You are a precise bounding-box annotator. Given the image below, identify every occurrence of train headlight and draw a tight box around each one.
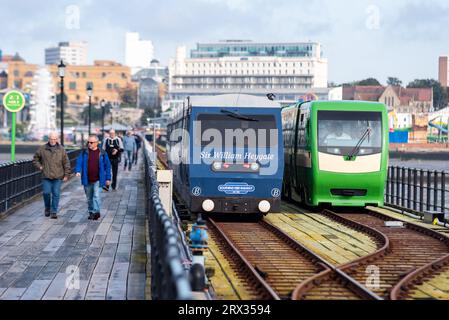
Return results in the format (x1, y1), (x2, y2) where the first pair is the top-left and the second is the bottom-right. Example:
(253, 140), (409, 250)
(250, 162), (260, 171)
(258, 200), (271, 213)
(202, 199), (215, 212)
(212, 162), (222, 171)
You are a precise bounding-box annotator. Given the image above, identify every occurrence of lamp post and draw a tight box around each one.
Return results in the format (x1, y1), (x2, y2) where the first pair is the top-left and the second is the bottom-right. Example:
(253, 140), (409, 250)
(100, 99), (106, 141)
(58, 60), (66, 145)
(87, 84), (93, 135)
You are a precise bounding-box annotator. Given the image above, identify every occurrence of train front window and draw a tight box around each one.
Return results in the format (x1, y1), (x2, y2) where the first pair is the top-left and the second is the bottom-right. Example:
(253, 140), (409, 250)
(195, 113), (277, 147)
(318, 111), (382, 156)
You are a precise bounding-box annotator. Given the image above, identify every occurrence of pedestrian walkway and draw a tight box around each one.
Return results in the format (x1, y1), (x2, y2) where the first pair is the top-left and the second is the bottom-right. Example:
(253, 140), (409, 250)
(0, 157), (148, 300)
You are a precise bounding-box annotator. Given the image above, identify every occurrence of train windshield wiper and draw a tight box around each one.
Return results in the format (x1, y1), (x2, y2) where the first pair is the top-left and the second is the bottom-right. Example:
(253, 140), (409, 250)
(347, 127), (372, 160)
(220, 109), (259, 122)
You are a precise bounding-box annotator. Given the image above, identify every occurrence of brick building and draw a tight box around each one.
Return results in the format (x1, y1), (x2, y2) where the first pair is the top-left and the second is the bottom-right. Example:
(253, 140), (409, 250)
(343, 85), (433, 114)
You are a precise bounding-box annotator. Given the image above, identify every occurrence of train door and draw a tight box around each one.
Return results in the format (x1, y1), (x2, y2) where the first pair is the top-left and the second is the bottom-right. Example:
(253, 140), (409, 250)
(282, 107), (296, 200)
(291, 104), (302, 202)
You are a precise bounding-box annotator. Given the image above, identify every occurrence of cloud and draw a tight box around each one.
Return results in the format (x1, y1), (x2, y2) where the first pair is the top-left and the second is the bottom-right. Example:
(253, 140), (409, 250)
(0, 0), (448, 84)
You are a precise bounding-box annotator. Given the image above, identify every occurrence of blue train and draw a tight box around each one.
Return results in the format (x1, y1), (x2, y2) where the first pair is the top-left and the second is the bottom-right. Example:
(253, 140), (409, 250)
(167, 94), (284, 216)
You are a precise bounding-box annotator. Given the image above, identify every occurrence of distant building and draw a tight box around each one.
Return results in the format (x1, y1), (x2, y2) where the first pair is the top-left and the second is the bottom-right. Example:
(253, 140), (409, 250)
(7, 54), (38, 90)
(125, 32), (154, 75)
(110, 107), (144, 126)
(167, 40), (330, 111)
(47, 60), (133, 106)
(45, 41), (88, 65)
(132, 59), (168, 110)
(438, 56), (449, 88)
(0, 71), (7, 89)
(169, 41), (328, 100)
(343, 85), (433, 114)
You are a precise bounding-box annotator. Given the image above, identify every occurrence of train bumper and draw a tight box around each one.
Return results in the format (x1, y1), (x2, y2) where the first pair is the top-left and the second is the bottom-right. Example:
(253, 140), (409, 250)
(191, 196), (281, 214)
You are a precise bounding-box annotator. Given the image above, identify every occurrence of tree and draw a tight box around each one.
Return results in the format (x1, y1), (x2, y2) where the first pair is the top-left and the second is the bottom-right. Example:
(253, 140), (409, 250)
(407, 79), (448, 110)
(356, 78), (381, 86)
(118, 85), (137, 108)
(140, 107), (157, 126)
(81, 103), (112, 126)
(341, 78), (381, 86)
(387, 77), (402, 87)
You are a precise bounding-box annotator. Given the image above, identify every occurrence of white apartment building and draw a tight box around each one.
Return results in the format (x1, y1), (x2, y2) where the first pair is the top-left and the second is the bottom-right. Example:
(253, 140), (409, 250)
(168, 41), (328, 103)
(45, 41), (88, 65)
(125, 32), (154, 75)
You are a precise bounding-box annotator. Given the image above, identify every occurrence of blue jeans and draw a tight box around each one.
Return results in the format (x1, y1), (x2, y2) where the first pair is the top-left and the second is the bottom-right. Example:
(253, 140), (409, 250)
(124, 150), (133, 170)
(42, 179), (62, 213)
(84, 181), (101, 213)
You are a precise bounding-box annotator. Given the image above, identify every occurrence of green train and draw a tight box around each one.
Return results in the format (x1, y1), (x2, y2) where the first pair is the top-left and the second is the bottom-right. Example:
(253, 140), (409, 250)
(282, 100), (389, 207)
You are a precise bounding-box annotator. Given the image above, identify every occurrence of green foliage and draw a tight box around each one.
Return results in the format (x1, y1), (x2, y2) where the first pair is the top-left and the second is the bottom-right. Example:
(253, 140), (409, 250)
(118, 85), (137, 108)
(387, 77), (402, 87)
(341, 78), (381, 86)
(80, 103), (112, 125)
(140, 107), (158, 126)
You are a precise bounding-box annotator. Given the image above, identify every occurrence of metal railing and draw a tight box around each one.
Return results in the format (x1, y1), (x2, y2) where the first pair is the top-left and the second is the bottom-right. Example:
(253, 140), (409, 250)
(0, 149), (82, 214)
(143, 140), (192, 300)
(385, 166), (449, 216)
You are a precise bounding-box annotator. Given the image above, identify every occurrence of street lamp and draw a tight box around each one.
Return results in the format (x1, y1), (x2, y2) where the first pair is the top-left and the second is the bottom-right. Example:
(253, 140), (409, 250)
(100, 99), (106, 141)
(58, 60), (66, 145)
(87, 84), (93, 135)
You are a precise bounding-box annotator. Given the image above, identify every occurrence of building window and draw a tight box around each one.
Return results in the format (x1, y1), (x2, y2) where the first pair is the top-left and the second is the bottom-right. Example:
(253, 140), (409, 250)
(82, 72), (87, 78)
(102, 72), (107, 78)
(86, 81), (93, 90)
(13, 70), (19, 77)
(106, 83), (113, 90)
(69, 82), (76, 90)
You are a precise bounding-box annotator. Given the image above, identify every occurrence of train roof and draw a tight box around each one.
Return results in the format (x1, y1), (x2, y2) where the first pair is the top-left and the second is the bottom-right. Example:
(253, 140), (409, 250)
(188, 94), (281, 108)
(283, 100), (386, 111)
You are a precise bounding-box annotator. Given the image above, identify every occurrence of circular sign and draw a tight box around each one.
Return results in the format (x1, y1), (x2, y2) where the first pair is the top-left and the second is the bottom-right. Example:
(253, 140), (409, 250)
(271, 188), (281, 198)
(2, 90), (25, 113)
(192, 187), (202, 196)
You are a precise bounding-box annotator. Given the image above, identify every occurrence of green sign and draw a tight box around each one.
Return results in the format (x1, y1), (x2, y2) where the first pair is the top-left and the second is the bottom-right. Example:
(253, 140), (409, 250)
(2, 90), (26, 162)
(3, 90), (25, 113)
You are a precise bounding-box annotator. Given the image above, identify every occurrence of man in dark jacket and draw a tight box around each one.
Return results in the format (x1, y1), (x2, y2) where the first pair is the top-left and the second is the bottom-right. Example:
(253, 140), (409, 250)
(132, 132), (142, 165)
(75, 135), (111, 220)
(33, 132), (71, 219)
(102, 129), (123, 190)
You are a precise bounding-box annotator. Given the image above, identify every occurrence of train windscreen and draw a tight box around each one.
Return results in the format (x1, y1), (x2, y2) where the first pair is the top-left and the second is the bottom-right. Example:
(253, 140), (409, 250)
(318, 111), (382, 156)
(195, 113), (278, 148)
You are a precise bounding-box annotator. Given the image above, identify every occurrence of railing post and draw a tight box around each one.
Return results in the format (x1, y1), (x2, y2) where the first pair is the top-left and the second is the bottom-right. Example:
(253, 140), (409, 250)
(442, 171), (446, 216)
(427, 170), (431, 211)
(419, 169), (424, 213)
(385, 167), (391, 203)
(434, 170), (438, 212)
(401, 167), (406, 208)
(413, 168), (418, 211)
(407, 168), (412, 209)
(391, 166), (396, 205)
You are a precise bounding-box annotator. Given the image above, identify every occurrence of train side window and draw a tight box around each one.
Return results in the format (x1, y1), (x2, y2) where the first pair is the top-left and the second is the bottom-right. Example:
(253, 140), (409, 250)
(300, 113), (304, 124)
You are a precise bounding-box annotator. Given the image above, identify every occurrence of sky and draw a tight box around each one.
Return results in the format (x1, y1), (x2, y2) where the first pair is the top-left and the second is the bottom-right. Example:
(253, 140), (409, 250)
(1, 0), (449, 85)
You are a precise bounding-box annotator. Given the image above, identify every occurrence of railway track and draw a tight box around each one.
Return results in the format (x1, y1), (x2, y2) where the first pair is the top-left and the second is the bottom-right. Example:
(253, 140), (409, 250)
(293, 209), (449, 300)
(153, 143), (449, 300)
(208, 217), (381, 300)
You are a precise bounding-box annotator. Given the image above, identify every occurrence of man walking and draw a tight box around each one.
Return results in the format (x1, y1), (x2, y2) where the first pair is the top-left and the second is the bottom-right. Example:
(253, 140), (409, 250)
(102, 129), (123, 190)
(75, 135), (111, 220)
(33, 132), (71, 219)
(123, 131), (137, 171)
(132, 131), (142, 165)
